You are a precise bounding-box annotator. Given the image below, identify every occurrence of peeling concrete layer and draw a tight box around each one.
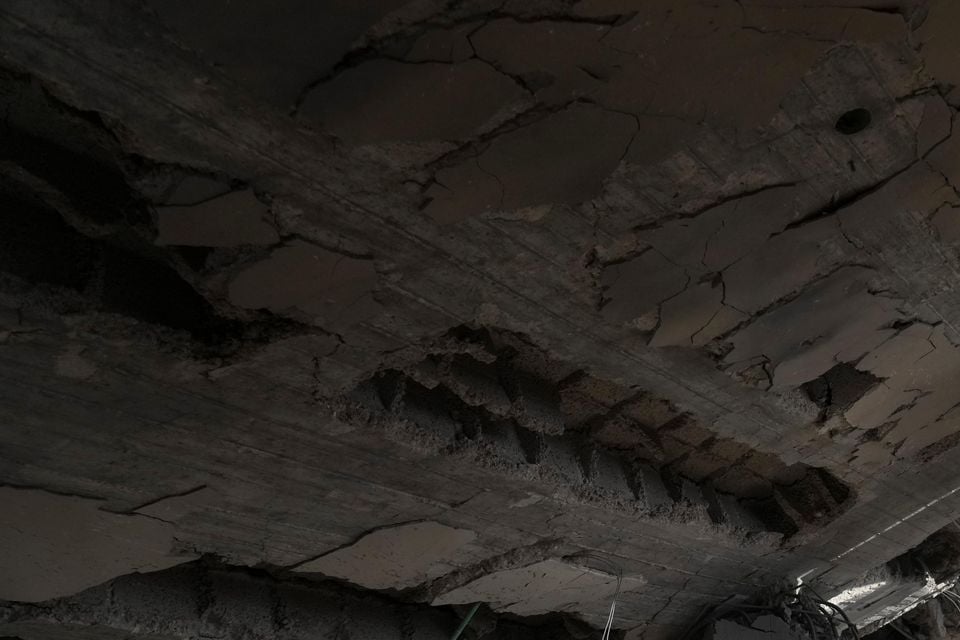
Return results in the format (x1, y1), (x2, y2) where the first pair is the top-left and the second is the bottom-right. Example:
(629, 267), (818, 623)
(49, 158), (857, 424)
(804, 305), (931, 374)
(0, 487), (194, 602)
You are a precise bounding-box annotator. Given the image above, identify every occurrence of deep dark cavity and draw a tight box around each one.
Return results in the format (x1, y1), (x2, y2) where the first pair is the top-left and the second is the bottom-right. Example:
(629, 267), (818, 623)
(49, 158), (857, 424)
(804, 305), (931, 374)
(835, 107), (872, 135)
(802, 363), (881, 422)
(0, 70), (318, 356)
(0, 185), (233, 337)
(338, 325), (855, 538)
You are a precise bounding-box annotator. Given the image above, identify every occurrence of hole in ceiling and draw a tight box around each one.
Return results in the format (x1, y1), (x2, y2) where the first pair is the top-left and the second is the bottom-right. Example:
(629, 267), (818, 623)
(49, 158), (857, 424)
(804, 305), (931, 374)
(835, 108), (872, 135)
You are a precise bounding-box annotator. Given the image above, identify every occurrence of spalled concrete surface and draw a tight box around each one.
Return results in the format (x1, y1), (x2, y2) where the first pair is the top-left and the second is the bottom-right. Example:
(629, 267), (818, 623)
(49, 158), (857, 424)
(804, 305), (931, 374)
(5, 0), (960, 638)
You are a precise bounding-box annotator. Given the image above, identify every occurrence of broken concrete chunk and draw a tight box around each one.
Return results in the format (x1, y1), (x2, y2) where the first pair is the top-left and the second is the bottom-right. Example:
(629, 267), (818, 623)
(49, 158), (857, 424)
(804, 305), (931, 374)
(294, 521), (478, 590)
(725, 267), (904, 389)
(844, 324), (960, 462)
(156, 189), (279, 247)
(432, 558), (643, 617)
(0, 486), (195, 602)
(300, 59), (525, 143)
(227, 240), (380, 326)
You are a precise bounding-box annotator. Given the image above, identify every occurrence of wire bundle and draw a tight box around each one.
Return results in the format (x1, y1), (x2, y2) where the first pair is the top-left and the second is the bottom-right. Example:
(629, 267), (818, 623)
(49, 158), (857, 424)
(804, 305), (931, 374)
(678, 585), (860, 640)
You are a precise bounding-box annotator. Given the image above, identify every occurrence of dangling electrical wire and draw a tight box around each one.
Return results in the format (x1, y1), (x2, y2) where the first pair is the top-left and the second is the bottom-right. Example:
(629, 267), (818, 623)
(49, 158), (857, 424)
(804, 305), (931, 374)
(600, 571), (622, 640)
(449, 602), (480, 640)
(676, 583), (867, 640)
(577, 554), (623, 640)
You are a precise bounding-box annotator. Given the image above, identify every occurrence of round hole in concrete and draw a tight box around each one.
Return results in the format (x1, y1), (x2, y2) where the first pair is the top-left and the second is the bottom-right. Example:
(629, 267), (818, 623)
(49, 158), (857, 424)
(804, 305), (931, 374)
(835, 108), (871, 135)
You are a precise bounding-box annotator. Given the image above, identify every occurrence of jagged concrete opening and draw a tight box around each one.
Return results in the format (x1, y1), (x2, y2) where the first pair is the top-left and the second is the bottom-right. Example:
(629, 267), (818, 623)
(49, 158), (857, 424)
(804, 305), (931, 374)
(339, 325), (855, 538)
(802, 363), (883, 423)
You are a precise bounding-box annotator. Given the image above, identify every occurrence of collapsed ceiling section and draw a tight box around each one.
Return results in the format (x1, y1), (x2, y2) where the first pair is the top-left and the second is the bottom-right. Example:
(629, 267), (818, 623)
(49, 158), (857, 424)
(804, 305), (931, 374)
(5, 0), (960, 638)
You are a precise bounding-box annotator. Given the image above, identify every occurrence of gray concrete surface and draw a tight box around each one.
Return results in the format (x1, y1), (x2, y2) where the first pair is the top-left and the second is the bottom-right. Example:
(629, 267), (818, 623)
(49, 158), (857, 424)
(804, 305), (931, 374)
(3, 1), (960, 638)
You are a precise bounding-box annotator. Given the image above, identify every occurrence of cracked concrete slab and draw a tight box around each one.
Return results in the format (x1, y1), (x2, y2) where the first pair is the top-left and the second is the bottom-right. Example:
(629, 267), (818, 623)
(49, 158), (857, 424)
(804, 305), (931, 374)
(155, 189), (279, 247)
(600, 250), (687, 327)
(470, 19), (625, 104)
(433, 558), (644, 618)
(0, 487), (194, 602)
(144, 0), (412, 108)
(426, 103), (635, 221)
(227, 240), (380, 326)
(726, 266), (904, 388)
(300, 59), (526, 143)
(293, 521), (480, 590)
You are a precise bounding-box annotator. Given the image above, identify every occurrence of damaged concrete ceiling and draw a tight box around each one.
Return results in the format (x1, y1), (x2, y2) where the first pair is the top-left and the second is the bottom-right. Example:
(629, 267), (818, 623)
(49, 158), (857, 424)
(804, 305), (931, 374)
(5, 0), (960, 638)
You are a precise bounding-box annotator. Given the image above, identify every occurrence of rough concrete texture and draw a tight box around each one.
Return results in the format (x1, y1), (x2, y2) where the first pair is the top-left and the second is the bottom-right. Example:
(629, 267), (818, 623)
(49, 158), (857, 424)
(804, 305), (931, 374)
(0, 561), (572, 640)
(708, 616), (803, 639)
(6, 0), (960, 638)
